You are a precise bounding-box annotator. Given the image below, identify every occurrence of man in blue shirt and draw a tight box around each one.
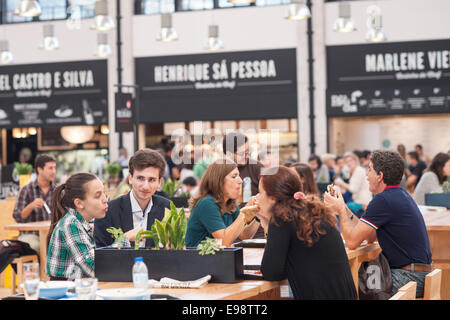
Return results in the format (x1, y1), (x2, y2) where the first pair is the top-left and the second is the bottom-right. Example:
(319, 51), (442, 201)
(325, 150), (432, 298)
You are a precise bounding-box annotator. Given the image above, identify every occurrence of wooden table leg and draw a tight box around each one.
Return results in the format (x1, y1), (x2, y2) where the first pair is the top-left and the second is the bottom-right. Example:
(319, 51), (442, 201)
(39, 229), (49, 281)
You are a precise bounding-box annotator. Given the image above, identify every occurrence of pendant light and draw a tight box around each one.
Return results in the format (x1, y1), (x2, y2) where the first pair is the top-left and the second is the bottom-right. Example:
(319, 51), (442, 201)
(61, 126), (95, 144)
(156, 14), (178, 42)
(39, 24), (59, 51)
(366, 15), (386, 42)
(227, 0), (255, 4)
(285, 0), (311, 20)
(94, 32), (112, 57)
(90, 0), (115, 31)
(366, 5), (386, 42)
(0, 40), (13, 65)
(333, 2), (356, 32)
(205, 25), (223, 51)
(14, 0), (42, 17)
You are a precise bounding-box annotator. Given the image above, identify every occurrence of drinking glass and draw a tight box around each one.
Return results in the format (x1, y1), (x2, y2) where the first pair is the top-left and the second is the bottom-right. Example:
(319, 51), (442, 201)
(75, 277), (98, 300)
(22, 262), (40, 300)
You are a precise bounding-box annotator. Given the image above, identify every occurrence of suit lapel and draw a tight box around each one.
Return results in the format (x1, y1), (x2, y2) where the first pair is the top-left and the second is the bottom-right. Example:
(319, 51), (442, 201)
(146, 196), (166, 231)
(120, 193), (134, 232)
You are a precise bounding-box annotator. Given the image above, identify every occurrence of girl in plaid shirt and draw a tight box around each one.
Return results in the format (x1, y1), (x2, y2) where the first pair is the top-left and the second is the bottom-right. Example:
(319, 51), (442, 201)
(46, 173), (108, 280)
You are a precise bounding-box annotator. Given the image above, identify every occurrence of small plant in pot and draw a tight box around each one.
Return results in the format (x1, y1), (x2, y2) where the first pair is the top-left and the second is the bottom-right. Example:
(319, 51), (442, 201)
(105, 163), (122, 187)
(14, 162), (33, 188)
(161, 178), (190, 208)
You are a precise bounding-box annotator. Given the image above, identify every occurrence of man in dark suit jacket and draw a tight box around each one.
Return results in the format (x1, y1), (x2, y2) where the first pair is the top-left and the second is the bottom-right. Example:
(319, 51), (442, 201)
(94, 148), (171, 248)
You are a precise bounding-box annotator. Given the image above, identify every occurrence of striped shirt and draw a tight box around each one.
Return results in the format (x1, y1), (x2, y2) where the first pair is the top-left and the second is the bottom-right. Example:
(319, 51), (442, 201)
(46, 209), (95, 280)
(13, 180), (55, 236)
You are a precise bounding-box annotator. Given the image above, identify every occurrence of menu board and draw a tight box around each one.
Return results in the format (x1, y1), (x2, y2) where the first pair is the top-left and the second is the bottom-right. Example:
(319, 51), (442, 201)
(0, 60), (108, 128)
(326, 39), (450, 117)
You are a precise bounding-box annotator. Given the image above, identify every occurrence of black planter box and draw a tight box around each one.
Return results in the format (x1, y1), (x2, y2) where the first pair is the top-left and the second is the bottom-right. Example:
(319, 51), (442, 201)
(170, 196), (190, 208)
(425, 193), (450, 209)
(95, 247), (243, 283)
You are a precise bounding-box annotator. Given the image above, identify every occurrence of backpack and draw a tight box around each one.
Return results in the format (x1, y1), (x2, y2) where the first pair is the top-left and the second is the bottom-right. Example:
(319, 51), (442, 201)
(0, 240), (38, 273)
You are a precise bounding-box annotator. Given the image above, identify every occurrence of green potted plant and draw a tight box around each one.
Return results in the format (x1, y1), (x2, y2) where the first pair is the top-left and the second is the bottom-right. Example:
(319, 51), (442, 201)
(105, 163), (122, 187)
(14, 162), (33, 188)
(161, 178), (190, 208)
(96, 202), (243, 283)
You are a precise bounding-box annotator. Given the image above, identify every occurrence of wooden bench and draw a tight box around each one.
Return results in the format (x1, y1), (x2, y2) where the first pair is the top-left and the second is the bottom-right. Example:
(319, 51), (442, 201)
(390, 281), (417, 300)
(423, 269), (442, 300)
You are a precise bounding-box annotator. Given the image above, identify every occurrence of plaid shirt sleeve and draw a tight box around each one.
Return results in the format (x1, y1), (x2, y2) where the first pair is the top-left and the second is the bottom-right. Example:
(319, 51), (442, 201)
(62, 219), (95, 278)
(12, 184), (31, 223)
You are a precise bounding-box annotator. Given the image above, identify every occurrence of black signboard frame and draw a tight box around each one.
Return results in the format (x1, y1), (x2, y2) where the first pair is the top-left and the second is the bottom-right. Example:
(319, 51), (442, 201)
(326, 39), (450, 117)
(0, 59), (108, 128)
(135, 48), (298, 123)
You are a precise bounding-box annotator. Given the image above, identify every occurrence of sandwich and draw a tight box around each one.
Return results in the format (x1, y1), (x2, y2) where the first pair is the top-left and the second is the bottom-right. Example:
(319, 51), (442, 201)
(327, 184), (336, 197)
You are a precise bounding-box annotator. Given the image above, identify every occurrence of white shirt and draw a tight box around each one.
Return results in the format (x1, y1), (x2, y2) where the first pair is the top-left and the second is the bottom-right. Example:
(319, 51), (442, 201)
(130, 190), (153, 248)
(348, 166), (372, 205)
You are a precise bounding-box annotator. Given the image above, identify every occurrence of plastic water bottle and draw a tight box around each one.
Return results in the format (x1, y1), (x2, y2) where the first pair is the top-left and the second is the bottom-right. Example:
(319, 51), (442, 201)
(243, 177), (252, 203)
(132, 257), (148, 289)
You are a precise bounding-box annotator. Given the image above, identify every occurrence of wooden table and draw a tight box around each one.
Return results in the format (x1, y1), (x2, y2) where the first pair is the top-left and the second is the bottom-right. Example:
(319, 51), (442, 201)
(4, 221), (51, 280)
(98, 244), (381, 300)
(420, 208), (450, 299)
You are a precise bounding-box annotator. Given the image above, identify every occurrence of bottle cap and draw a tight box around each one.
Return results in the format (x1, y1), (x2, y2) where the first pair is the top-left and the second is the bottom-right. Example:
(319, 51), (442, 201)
(134, 257), (143, 262)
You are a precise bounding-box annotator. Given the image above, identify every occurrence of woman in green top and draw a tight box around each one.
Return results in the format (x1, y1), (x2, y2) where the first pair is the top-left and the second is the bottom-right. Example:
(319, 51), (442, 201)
(185, 159), (260, 247)
(46, 173), (108, 280)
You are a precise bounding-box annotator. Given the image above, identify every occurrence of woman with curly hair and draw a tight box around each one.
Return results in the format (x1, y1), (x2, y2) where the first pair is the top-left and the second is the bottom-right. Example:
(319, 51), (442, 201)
(255, 166), (357, 300)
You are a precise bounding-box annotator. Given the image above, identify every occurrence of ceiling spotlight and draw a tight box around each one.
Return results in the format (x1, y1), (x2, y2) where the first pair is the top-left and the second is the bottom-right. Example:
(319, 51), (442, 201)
(40, 24), (60, 51)
(285, 0), (311, 20)
(14, 0), (42, 17)
(333, 2), (356, 32)
(90, 0), (115, 31)
(94, 33), (112, 57)
(0, 40), (13, 65)
(205, 25), (224, 51)
(156, 14), (178, 42)
(366, 15), (386, 42)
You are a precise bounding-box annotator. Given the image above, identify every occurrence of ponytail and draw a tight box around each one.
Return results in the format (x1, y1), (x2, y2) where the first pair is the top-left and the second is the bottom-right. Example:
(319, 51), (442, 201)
(47, 183), (67, 247)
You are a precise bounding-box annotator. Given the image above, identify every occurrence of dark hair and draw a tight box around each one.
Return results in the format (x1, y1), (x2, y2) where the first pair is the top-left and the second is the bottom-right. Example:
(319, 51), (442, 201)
(34, 154), (56, 171)
(415, 144), (423, 151)
(353, 150), (363, 158)
(182, 176), (197, 187)
(47, 173), (98, 247)
(222, 131), (248, 155)
(129, 148), (167, 178)
(291, 163), (320, 196)
(407, 151), (419, 161)
(429, 152), (450, 184)
(370, 150), (405, 185)
(261, 166), (337, 247)
(361, 150), (371, 158)
(308, 154), (322, 168)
